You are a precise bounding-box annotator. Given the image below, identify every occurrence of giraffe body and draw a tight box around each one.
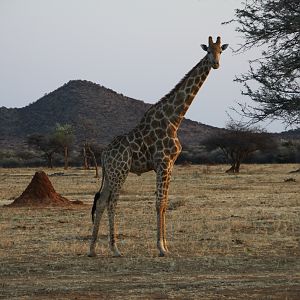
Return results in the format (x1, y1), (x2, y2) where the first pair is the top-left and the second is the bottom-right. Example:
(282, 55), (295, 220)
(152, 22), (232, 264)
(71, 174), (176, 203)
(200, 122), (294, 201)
(89, 36), (228, 257)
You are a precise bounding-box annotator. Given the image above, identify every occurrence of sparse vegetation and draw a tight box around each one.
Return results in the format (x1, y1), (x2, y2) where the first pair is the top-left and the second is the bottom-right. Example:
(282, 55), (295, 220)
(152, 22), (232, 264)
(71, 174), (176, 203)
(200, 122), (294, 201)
(203, 122), (276, 173)
(1, 80), (299, 169)
(0, 164), (299, 299)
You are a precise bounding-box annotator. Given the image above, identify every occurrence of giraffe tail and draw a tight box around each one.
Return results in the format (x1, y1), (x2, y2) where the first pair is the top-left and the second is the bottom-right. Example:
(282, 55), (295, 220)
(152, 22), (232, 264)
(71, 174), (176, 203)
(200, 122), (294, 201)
(91, 165), (105, 223)
(91, 192), (100, 223)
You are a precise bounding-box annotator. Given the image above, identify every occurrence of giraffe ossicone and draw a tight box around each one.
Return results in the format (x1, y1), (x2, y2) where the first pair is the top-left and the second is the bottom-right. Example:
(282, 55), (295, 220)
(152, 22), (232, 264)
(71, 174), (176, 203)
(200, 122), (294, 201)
(88, 36), (228, 258)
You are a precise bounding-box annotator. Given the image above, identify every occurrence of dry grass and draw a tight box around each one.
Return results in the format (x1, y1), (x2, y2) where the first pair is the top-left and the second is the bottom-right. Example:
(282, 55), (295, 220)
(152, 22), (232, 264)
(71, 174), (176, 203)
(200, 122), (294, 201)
(0, 164), (299, 299)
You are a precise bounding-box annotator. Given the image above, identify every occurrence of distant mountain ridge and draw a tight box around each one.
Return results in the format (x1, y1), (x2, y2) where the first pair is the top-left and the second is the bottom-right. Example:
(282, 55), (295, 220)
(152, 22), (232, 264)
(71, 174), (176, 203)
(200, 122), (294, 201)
(0, 80), (220, 149)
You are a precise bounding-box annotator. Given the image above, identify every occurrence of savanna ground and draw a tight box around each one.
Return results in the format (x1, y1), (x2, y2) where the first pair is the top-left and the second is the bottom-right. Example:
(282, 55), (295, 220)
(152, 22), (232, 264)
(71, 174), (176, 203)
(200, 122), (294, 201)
(0, 164), (299, 299)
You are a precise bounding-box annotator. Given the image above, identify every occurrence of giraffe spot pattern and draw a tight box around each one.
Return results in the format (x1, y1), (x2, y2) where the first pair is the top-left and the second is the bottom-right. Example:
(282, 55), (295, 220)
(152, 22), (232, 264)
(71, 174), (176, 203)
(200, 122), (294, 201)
(89, 41), (227, 257)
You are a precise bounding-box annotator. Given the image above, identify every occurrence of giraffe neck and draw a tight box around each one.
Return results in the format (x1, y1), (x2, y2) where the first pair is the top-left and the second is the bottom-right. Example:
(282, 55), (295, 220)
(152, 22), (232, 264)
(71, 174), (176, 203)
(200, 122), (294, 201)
(146, 55), (212, 129)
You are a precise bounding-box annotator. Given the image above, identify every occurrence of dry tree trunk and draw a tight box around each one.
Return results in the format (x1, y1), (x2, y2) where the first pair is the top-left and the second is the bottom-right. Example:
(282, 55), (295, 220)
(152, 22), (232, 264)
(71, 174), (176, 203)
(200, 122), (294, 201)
(64, 146), (68, 170)
(83, 146), (89, 170)
(87, 146), (99, 178)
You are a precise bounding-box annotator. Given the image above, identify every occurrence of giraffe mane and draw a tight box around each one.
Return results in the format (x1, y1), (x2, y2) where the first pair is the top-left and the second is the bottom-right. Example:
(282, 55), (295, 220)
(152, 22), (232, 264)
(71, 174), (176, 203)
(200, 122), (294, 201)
(137, 54), (209, 124)
(158, 56), (208, 104)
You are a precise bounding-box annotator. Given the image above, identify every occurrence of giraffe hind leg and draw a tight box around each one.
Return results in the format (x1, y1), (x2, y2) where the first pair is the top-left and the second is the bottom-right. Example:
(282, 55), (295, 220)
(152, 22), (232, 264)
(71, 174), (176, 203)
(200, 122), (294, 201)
(106, 168), (130, 257)
(107, 194), (122, 257)
(88, 187), (110, 257)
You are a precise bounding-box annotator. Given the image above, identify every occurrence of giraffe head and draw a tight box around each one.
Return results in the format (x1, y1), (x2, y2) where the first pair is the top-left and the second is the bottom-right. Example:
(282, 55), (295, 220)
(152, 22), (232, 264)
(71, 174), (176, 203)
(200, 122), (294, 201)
(201, 36), (228, 69)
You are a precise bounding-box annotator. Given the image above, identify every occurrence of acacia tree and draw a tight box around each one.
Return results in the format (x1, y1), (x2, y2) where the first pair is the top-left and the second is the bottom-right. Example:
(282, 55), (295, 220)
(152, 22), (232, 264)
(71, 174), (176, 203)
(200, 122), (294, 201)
(27, 134), (60, 168)
(53, 123), (74, 170)
(227, 0), (300, 126)
(203, 122), (276, 173)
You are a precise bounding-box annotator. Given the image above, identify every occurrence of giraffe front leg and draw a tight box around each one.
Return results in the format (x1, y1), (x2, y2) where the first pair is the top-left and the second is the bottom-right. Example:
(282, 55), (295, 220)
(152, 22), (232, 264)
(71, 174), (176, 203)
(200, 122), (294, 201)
(156, 205), (168, 257)
(156, 166), (171, 257)
(162, 209), (169, 253)
(107, 197), (122, 257)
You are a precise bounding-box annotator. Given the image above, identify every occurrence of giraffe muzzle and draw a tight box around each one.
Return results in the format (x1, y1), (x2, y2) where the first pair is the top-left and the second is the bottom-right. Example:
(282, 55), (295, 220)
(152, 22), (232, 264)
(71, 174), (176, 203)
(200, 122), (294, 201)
(212, 62), (220, 69)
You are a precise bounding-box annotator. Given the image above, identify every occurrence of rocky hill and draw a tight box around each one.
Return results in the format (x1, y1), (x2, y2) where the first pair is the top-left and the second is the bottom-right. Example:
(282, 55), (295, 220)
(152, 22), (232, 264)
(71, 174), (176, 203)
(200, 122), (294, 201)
(277, 128), (300, 139)
(0, 80), (219, 150)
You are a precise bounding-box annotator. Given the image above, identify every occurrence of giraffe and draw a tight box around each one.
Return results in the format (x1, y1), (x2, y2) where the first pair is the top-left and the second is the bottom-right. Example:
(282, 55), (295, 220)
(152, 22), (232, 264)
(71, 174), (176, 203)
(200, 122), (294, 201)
(88, 36), (228, 257)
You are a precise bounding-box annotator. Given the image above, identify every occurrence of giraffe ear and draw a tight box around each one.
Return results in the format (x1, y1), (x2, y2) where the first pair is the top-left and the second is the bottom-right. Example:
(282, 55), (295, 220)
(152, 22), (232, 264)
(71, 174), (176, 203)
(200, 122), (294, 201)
(221, 44), (229, 51)
(201, 44), (208, 52)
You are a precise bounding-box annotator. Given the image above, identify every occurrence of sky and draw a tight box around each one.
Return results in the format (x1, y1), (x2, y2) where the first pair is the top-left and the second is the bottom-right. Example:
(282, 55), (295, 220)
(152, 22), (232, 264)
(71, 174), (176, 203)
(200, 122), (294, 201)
(0, 0), (286, 132)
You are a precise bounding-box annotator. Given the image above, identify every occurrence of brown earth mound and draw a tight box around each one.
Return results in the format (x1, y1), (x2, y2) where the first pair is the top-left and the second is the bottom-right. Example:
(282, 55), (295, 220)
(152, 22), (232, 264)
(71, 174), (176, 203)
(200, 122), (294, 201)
(8, 171), (71, 207)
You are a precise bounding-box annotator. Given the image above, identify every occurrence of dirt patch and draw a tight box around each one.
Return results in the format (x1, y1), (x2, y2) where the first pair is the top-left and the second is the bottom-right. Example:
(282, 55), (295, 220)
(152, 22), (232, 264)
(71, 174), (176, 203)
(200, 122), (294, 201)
(7, 171), (72, 207)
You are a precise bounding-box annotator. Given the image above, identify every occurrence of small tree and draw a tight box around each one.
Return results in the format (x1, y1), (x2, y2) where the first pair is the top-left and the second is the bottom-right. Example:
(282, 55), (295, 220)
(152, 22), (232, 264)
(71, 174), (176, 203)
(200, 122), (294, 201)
(53, 124), (74, 170)
(79, 118), (101, 178)
(27, 134), (60, 168)
(203, 122), (276, 173)
(81, 143), (99, 178)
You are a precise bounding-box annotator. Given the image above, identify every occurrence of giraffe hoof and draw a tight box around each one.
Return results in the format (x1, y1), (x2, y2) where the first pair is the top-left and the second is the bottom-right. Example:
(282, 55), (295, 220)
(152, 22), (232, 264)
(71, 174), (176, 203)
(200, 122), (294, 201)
(159, 248), (171, 257)
(87, 251), (97, 257)
(110, 246), (122, 257)
(113, 253), (123, 258)
(112, 249), (123, 257)
(159, 251), (169, 257)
